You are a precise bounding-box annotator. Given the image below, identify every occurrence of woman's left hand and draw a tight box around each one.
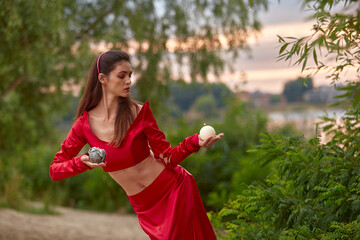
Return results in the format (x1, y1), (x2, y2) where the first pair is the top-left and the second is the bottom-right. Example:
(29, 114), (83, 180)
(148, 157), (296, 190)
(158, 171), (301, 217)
(199, 133), (224, 148)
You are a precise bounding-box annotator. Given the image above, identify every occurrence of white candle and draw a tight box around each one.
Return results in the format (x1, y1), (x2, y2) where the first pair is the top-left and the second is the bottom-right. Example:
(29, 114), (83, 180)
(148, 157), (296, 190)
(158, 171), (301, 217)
(199, 125), (216, 141)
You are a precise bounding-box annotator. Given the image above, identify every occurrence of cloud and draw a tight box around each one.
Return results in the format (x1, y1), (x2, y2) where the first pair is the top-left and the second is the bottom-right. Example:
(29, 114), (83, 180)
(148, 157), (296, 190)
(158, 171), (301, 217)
(260, 0), (311, 25)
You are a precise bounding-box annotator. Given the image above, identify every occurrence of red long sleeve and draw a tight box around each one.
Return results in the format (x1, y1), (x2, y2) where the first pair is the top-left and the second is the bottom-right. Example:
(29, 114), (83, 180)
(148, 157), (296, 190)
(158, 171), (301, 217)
(143, 105), (201, 168)
(50, 118), (91, 181)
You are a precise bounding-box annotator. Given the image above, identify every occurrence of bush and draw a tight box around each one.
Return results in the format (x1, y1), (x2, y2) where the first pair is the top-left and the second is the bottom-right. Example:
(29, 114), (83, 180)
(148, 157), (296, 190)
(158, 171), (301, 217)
(218, 83), (360, 239)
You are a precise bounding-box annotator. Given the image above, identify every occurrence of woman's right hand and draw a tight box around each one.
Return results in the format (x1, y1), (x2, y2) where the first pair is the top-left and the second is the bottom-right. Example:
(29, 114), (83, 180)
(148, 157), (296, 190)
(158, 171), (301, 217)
(81, 155), (107, 169)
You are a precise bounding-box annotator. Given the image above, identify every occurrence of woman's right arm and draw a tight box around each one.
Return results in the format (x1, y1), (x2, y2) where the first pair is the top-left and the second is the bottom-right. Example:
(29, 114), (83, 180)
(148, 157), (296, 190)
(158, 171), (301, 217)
(50, 119), (92, 181)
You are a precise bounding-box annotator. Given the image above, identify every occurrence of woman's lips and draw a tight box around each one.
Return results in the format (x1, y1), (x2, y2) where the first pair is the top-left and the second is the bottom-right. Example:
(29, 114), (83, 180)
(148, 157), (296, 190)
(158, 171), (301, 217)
(124, 87), (130, 91)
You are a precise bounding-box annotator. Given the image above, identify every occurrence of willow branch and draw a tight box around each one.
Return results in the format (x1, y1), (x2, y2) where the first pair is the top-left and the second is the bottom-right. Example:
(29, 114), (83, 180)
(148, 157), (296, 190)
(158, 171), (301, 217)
(76, 2), (116, 39)
(0, 76), (26, 101)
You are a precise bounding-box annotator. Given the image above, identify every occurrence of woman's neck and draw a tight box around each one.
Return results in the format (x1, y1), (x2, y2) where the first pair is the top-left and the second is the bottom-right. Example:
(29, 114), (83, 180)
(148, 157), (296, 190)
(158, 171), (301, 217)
(98, 89), (118, 121)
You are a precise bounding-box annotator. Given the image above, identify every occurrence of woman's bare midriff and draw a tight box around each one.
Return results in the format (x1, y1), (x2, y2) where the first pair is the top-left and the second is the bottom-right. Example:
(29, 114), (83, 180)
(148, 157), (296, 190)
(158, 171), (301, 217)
(107, 152), (165, 196)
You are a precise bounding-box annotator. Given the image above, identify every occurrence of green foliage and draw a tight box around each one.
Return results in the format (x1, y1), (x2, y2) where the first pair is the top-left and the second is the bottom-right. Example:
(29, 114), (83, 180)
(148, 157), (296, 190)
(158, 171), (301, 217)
(192, 94), (218, 119)
(168, 80), (233, 113)
(269, 122), (300, 137)
(269, 94), (283, 105)
(0, 95), (271, 214)
(0, 142), (131, 213)
(0, 0), (268, 149)
(0, 0), (72, 153)
(219, 105), (360, 238)
(218, 0), (360, 237)
(277, 0), (359, 83)
(0, 0), (268, 210)
(282, 77), (313, 102)
(164, 98), (269, 211)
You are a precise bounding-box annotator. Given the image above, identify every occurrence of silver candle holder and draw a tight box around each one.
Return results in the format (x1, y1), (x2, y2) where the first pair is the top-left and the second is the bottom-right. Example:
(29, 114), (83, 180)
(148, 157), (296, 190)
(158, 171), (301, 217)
(88, 147), (107, 163)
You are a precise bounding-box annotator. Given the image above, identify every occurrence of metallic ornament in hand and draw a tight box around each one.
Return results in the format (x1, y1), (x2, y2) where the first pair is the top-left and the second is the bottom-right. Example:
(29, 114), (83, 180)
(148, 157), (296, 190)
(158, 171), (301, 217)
(88, 147), (107, 163)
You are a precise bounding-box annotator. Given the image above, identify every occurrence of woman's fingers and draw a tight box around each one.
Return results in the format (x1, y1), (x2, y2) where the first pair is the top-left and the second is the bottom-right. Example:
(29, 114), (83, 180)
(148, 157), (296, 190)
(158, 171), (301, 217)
(199, 133), (224, 148)
(86, 162), (107, 168)
(205, 134), (223, 148)
(90, 162), (106, 168)
(81, 155), (106, 168)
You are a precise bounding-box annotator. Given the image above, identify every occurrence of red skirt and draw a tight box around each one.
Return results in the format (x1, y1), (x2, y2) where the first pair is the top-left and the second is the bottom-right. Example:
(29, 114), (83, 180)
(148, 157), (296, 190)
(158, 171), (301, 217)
(127, 166), (217, 240)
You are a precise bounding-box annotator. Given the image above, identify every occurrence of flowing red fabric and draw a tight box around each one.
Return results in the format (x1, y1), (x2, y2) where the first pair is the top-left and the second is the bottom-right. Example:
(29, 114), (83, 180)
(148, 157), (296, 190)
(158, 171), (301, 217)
(128, 166), (217, 240)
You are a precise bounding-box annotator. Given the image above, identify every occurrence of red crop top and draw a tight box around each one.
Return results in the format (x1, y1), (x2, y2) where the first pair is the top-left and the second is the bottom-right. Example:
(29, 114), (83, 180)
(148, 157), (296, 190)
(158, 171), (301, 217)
(50, 101), (201, 181)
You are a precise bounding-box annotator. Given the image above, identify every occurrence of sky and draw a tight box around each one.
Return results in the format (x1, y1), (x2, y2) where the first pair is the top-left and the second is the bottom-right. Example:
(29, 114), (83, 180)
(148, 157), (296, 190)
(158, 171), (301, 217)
(222, 0), (350, 94)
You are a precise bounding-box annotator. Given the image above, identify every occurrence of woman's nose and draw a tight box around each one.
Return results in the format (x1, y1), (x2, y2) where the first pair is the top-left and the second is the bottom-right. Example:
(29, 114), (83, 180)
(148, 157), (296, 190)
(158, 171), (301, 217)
(126, 77), (131, 85)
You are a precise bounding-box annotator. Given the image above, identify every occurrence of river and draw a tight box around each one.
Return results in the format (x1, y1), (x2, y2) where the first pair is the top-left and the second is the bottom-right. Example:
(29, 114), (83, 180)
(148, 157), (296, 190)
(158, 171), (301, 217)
(267, 108), (345, 142)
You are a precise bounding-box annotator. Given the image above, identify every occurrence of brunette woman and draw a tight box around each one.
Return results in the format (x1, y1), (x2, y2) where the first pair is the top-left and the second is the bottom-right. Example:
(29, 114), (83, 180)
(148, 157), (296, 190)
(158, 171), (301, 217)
(50, 50), (223, 240)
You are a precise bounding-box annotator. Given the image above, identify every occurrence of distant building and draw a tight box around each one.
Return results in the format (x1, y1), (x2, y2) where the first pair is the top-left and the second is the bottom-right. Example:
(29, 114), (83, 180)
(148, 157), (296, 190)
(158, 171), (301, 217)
(250, 90), (272, 107)
(303, 85), (342, 104)
(236, 90), (251, 102)
(237, 90), (285, 107)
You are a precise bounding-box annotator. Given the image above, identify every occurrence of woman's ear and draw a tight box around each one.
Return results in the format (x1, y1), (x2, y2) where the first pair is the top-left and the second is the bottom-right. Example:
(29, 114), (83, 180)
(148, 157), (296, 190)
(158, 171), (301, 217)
(98, 73), (106, 84)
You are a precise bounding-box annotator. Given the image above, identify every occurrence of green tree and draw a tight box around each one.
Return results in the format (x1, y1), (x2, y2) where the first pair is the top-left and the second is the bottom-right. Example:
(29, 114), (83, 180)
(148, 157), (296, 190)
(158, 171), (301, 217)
(162, 80), (233, 114)
(218, 0), (360, 239)
(192, 94), (218, 119)
(283, 77), (313, 102)
(0, 0), (269, 210)
(0, 0), (268, 152)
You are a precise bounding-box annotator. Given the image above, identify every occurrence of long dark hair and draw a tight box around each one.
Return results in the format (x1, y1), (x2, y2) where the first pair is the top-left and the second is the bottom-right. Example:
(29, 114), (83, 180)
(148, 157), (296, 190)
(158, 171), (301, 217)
(76, 50), (139, 147)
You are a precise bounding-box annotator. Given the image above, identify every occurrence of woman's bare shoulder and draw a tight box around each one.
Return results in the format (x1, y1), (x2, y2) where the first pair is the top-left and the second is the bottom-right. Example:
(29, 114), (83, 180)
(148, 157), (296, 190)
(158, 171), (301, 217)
(131, 102), (142, 116)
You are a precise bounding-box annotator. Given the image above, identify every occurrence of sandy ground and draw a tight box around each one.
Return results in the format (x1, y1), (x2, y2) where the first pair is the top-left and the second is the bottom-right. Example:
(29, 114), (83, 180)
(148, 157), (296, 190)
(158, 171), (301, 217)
(0, 205), (148, 240)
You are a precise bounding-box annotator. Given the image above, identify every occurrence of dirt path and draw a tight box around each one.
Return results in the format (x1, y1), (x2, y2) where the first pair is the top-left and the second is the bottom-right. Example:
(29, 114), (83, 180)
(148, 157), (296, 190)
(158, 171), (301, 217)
(0, 205), (148, 240)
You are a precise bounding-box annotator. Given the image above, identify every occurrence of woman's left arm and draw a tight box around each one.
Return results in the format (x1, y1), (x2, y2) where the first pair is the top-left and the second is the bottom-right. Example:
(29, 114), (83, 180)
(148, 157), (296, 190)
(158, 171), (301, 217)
(143, 105), (223, 168)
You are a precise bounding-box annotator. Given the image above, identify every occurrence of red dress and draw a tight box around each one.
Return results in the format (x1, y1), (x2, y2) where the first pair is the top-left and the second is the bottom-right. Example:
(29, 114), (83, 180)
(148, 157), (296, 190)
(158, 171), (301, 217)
(50, 101), (217, 239)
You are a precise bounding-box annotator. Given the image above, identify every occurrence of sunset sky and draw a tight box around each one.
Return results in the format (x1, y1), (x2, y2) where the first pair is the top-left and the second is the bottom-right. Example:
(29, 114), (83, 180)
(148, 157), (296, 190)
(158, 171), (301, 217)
(224, 0), (350, 94)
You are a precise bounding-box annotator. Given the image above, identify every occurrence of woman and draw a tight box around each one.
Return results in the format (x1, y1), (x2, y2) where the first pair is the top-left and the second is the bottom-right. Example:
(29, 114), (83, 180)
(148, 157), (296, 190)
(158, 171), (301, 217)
(50, 50), (223, 239)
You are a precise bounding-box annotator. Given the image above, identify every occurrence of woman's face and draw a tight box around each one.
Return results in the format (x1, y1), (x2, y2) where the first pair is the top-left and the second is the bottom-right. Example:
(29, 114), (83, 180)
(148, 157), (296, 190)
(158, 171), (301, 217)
(101, 61), (132, 98)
